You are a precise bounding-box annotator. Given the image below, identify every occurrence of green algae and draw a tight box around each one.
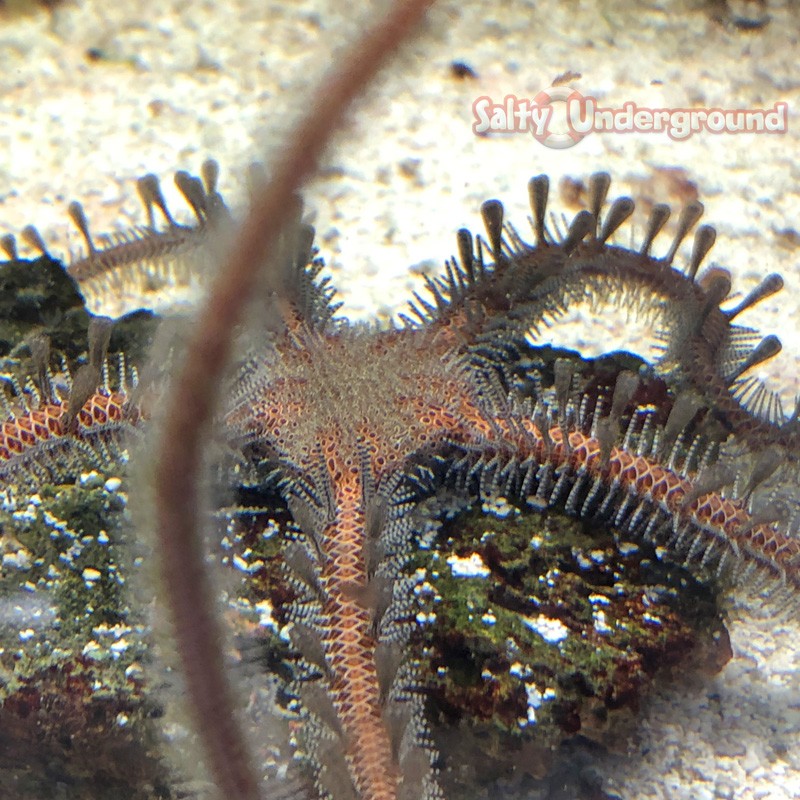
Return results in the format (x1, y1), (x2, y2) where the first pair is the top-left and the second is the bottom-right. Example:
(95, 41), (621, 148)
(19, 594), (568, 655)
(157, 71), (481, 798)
(0, 464), (301, 799)
(4, 480), (129, 634)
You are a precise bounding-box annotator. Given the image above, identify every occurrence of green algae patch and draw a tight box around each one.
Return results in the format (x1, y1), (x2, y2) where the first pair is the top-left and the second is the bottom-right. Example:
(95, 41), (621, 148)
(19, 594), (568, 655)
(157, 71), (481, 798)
(2, 479), (129, 636)
(412, 500), (731, 793)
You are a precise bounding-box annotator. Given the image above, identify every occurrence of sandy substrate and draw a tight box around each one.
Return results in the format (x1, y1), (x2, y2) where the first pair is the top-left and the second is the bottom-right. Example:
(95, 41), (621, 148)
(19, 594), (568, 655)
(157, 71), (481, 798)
(1, 1), (800, 798)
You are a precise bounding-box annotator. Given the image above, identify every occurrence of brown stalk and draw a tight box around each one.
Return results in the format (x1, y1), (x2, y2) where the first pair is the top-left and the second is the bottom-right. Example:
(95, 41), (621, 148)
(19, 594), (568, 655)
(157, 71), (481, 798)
(151, 3), (435, 799)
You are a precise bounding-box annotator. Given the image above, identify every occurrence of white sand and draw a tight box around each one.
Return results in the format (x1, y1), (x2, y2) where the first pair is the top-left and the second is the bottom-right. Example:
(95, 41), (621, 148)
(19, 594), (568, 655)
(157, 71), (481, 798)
(1, 1), (799, 798)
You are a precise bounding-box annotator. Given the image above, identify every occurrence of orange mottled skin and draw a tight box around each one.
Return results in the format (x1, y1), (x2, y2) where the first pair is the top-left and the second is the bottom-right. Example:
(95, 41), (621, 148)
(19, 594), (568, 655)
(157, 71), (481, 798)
(317, 440), (399, 800)
(0, 392), (132, 464)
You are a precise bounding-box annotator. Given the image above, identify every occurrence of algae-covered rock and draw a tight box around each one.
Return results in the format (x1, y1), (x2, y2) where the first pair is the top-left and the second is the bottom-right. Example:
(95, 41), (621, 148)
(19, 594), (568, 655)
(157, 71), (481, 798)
(0, 256), (160, 382)
(0, 468), (733, 799)
(0, 473), (168, 799)
(0, 472), (296, 799)
(411, 499), (730, 797)
(0, 257), (89, 363)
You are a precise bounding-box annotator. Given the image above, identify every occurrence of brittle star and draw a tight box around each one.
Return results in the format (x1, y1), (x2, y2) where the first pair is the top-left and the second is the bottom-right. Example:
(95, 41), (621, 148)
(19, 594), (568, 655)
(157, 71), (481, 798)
(2, 5), (799, 799)
(4, 161), (799, 798)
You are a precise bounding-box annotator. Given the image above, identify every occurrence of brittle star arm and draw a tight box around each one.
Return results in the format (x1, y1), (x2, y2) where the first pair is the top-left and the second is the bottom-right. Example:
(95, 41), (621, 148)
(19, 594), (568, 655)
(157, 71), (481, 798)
(422, 391), (800, 594)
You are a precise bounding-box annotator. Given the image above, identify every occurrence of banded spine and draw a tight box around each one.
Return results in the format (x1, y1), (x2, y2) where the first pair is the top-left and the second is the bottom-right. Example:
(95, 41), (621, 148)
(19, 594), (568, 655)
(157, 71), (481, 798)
(0, 322), (142, 490)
